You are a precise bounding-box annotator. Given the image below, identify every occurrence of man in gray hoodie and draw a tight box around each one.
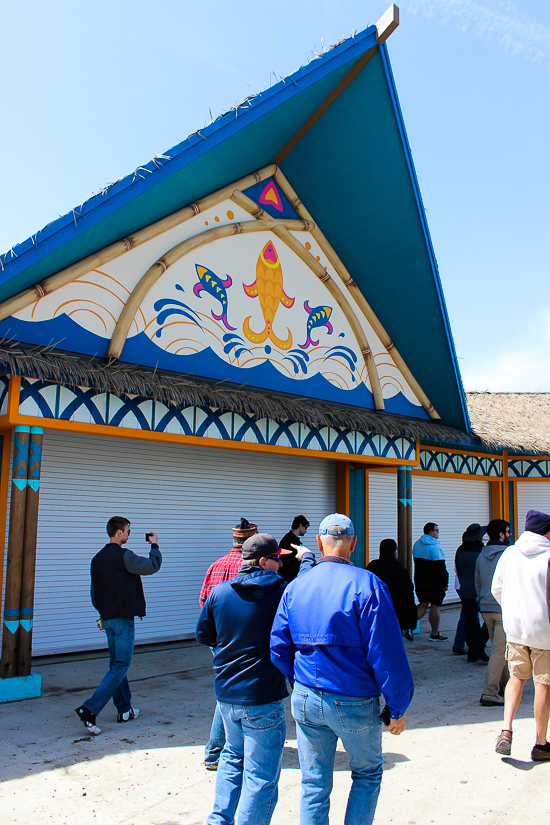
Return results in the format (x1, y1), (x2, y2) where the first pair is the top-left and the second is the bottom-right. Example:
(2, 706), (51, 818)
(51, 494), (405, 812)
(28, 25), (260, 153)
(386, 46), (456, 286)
(475, 519), (510, 707)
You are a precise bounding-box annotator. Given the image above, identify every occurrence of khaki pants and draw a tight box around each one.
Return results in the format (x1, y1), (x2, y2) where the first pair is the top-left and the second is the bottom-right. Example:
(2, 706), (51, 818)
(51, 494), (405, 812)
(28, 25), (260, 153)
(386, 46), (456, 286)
(481, 612), (509, 699)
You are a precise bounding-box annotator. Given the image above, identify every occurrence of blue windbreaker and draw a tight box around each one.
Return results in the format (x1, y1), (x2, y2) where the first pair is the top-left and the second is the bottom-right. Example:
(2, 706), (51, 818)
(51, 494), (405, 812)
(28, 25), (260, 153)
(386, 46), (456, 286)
(270, 557), (414, 717)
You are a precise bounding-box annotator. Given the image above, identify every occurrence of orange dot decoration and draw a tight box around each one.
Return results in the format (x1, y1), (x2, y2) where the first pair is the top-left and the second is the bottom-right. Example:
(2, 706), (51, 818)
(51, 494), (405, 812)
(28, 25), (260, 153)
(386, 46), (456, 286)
(204, 221), (209, 226)
(215, 216), (220, 223)
(227, 210), (234, 220)
(316, 256), (321, 261)
(305, 242), (311, 250)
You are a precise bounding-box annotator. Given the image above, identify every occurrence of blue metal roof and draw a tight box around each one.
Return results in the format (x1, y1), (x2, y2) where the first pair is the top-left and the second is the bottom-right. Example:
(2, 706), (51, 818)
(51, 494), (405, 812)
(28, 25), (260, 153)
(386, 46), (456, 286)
(0, 24), (469, 431)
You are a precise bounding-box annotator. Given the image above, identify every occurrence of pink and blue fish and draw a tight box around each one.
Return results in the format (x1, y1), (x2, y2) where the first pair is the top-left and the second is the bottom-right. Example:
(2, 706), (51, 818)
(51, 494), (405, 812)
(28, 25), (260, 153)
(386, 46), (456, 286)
(299, 301), (333, 349)
(193, 264), (236, 331)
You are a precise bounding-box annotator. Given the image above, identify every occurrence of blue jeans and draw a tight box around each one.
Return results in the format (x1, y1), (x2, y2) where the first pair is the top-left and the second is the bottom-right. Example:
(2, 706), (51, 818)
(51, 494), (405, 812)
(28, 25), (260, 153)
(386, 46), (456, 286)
(84, 617), (134, 716)
(207, 699), (286, 825)
(292, 682), (383, 825)
(205, 702), (226, 765)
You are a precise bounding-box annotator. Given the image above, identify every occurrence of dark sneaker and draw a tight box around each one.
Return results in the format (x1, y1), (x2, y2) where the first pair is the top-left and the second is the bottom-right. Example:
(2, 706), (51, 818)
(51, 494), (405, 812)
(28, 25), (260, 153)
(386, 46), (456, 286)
(480, 695), (504, 707)
(429, 633), (448, 641)
(75, 704), (101, 735)
(403, 629), (414, 641)
(495, 730), (512, 755)
(117, 707), (140, 723)
(531, 742), (550, 761)
(452, 646), (466, 655)
(478, 650), (489, 663)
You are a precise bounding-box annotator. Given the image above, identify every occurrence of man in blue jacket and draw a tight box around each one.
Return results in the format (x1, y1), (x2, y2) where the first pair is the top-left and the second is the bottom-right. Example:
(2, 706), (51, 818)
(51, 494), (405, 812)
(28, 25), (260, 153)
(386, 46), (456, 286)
(271, 514), (414, 825)
(196, 533), (313, 825)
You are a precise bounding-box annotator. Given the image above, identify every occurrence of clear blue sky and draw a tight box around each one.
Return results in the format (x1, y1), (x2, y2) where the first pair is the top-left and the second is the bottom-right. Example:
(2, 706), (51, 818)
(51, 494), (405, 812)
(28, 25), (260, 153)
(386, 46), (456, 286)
(1, 0), (549, 392)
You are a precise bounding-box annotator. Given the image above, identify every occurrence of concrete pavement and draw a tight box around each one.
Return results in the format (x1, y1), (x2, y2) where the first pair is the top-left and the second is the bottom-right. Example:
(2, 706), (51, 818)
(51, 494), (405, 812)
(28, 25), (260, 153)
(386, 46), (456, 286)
(1, 606), (549, 825)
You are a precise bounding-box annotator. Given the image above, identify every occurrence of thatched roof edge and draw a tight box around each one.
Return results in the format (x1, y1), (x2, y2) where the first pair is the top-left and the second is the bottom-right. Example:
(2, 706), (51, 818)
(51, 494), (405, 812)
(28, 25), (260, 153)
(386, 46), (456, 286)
(466, 391), (550, 456)
(0, 343), (474, 446)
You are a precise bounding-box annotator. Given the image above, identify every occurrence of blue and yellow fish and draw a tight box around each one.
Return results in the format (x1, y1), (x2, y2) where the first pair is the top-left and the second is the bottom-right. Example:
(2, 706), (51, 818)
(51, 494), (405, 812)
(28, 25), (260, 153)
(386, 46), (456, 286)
(193, 264), (236, 331)
(299, 301), (333, 349)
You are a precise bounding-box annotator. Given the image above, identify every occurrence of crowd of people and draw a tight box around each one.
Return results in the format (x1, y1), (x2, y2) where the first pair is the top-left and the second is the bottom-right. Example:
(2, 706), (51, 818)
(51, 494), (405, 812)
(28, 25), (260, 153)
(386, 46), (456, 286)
(74, 507), (550, 824)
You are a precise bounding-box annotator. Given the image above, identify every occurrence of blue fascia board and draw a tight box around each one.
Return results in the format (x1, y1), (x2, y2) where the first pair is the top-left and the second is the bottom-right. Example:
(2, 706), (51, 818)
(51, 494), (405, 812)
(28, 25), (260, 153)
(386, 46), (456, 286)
(378, 43), (471, 433)
(1, 26), (377, 288)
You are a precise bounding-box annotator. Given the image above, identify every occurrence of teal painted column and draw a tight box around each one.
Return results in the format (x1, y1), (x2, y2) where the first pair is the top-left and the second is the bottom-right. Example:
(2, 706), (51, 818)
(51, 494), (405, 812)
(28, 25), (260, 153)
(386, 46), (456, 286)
(1, 426), (30, 679)
(397, 466), (413, 576)
(17, 427), (44, 677)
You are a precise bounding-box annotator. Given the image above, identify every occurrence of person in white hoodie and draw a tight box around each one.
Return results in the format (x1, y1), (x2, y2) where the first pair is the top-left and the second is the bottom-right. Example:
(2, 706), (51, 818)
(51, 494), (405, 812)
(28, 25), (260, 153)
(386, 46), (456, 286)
(492, 509), (550, 761)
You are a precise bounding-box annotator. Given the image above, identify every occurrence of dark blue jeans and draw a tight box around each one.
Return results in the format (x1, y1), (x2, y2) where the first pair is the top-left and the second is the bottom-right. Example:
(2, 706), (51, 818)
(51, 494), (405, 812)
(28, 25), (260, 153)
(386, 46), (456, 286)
(207, 700), (286, 825)
(84, 617), (134, 716)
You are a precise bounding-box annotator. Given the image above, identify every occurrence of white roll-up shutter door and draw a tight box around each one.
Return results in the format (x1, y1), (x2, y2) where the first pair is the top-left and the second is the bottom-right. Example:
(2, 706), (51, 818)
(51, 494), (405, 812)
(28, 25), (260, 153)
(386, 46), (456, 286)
(517, 483), (550, 536)
(368, 471), (397, 562)
(411, 476), (491, 601)
(367, 472), (491, 601)
(26, 430), (335, 655)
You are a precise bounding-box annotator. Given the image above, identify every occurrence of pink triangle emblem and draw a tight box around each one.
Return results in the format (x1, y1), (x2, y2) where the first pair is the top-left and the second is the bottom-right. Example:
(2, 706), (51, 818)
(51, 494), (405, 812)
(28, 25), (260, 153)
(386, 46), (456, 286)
(259, 181), (283, 212)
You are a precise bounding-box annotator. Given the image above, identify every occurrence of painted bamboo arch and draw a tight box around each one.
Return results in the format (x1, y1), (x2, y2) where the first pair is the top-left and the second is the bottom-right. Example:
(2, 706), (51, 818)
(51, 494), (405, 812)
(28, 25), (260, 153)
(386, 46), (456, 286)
(272, 168), (440, 420)
(106, 218), (313, 359)
(230, 190), (385, 410)
(0, 164), (277, 323)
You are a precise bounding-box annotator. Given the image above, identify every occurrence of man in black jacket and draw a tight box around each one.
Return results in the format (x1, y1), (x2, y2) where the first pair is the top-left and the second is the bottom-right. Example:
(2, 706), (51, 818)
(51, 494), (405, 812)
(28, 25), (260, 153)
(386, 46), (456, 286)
(75, 516), (161, 735)
(279, 515), (310, 583)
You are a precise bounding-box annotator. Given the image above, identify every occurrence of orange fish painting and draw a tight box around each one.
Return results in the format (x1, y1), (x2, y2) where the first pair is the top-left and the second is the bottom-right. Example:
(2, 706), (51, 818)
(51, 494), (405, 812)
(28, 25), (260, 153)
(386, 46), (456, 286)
(242, 241), (295, 350)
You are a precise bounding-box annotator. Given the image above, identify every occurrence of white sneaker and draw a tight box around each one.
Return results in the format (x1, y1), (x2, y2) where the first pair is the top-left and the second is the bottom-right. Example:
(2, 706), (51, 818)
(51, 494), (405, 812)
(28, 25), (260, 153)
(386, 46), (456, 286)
(117, 707), (140, 723)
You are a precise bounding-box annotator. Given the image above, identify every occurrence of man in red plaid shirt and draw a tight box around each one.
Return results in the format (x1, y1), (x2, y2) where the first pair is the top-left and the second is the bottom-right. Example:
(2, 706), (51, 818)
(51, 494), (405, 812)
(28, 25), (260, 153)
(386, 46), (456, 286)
(200, 517), (258, 768)
(199, 518), (258, 606)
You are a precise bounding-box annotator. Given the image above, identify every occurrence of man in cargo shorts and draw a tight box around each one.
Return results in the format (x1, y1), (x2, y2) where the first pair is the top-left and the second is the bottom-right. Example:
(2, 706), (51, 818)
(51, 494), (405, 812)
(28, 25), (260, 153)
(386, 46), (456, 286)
(492, 509), (550, 760)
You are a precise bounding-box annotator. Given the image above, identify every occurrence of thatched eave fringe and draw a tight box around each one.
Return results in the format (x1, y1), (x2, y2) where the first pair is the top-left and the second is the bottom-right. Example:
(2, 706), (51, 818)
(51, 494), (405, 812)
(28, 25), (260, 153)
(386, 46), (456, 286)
(466, 392), (550, 456)
(0, 342), (475, 446)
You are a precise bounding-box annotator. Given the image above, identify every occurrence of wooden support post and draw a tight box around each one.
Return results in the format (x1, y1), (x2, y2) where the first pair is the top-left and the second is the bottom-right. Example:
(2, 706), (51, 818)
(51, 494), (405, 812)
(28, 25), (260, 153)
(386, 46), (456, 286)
(0, 425), (30, 679)
(336, 462), (350, 516)
(16, 427), (43, 677)
(490, 479), (504, 520)
(397, 466), (412, 576)
(502, 451), (509, 522)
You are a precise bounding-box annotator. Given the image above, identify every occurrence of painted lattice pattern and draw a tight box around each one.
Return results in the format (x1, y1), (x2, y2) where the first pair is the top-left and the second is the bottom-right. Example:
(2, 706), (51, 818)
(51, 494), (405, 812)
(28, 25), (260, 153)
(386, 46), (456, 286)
(508, 459), (550, 478)
(0, 374), (8, 416)
(420, 449), (502, 477)
(17, 378), (416, 459)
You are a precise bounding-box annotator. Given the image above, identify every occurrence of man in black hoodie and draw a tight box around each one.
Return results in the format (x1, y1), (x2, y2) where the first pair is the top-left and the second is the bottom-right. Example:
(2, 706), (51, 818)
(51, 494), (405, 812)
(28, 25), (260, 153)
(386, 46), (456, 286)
(196, 533), (313, 825)
(75, 516), (162, 735)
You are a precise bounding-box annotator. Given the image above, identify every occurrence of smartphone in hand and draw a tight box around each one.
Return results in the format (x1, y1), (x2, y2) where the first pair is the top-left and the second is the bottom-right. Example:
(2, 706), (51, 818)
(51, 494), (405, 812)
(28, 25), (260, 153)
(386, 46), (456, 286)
(379, 705), (391, 726)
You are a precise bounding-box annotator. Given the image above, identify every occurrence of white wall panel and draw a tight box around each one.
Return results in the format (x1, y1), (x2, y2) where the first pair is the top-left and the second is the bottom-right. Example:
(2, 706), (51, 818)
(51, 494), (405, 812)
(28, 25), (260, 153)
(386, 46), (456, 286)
(517, 483), (550, 537)
(30, 431), (336, 655)
(411, 476), (491, 602)
(368, 471), (398, 562)
(368, 472), (490, 602)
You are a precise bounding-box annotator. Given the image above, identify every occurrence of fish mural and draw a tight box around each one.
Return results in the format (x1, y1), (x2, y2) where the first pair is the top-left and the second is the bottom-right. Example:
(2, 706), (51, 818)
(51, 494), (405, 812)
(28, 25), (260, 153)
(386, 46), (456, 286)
(299, 301), (333, 349)
(242, 241), (295, 350)
(193, 264), (236, 331)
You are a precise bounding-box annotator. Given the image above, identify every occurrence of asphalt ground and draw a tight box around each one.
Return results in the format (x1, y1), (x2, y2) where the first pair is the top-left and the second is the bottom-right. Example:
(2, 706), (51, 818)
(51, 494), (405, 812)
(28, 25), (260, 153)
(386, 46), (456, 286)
(1, 605), (549, 825)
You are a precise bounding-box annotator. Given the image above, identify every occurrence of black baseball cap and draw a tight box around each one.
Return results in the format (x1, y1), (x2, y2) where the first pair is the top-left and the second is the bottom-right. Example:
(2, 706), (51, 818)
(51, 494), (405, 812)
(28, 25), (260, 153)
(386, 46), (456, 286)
(241, 533), (291, 560)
